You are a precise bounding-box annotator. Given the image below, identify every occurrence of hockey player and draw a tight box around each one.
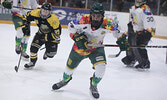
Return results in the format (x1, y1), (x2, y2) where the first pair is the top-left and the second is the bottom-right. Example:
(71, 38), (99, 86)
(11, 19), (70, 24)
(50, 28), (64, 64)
(121, 0), (156, 69)
(24, 2), (61, 68)
(52, 2), (128, 99)
(2, 0), (38, 59)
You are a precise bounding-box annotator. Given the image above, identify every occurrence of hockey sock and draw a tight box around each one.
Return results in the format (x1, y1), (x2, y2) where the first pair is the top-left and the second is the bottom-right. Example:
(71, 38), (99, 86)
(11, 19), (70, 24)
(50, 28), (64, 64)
(63, 72), (72, 82)
(22, 43), (28, 52)
(91, 75), (102, 86)
(15, 37), (22, 46)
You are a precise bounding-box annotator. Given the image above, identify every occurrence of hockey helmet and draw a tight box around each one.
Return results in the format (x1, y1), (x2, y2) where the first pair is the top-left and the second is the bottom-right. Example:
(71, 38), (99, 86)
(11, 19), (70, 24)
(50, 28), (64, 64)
(41, 2), (52, 11)
(90, 2), (104, 16)
(40, 2), (52, 19)
(135, 0), (146, 7)
(90, 2), (104, 29)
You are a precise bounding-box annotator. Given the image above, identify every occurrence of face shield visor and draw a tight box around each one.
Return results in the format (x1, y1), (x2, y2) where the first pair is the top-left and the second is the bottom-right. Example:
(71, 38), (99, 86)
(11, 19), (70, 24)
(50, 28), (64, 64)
(40, 8), (51, 19)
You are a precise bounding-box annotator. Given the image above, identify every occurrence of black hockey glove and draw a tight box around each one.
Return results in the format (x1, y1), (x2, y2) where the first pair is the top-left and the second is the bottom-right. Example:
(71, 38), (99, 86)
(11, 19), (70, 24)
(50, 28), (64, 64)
(22, 20), (30, 36)
(137, 30), (152, 45)
(2, 1), (12, 9)
(73, 32), (88, 50)
(116, 35), (129, 51)
(127, 22), (135, 37)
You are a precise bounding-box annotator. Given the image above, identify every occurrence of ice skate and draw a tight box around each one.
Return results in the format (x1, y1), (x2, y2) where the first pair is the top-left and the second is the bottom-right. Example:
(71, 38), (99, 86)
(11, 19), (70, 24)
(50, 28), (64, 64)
(24, 61), (35, 69)
(122, 56), (136, 67)
(135, 60), (150, 70)
(52, 77), (72, 90)
(89, 79), (100, 99)
(15, 45), (21, 54)
(43, 52), (47, 60)
(21, 52), (29, 61)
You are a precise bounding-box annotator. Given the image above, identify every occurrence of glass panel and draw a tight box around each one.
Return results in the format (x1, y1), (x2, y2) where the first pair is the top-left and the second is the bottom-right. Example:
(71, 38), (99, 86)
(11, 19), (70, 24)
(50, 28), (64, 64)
(36, 0), (166, 16)
(60, 0), (86, 8)
(87, 0), (111, 10)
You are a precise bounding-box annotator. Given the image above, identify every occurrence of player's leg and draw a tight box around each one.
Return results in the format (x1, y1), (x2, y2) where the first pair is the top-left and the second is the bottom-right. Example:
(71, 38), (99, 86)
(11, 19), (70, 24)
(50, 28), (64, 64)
(89, 47), (106, 99)
(52, 49), (86, 90)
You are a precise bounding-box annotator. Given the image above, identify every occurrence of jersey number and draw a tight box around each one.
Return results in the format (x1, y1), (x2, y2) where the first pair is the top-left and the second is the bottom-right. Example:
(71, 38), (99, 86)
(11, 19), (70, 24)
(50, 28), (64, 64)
(147, 16), (154, 22)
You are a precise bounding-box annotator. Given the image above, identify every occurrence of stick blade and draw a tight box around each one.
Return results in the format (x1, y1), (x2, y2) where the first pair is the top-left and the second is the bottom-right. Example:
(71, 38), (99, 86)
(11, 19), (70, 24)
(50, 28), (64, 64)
(108, 54), (117, 58)
(14, 66), (18, 72)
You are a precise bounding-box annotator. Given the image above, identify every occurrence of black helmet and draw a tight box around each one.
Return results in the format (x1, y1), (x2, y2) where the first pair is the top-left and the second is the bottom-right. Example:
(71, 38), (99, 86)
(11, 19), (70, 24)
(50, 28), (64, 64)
(90, 2), (104, 16)
(41, 2), (52, 11)
(40, 2), (52, 19)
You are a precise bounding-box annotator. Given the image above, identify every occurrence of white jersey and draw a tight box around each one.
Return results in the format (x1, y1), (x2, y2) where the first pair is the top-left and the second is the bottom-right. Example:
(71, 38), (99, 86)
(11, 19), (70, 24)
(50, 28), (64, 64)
(130, 4), (156, 34)
(11, 0), (38, 15)
(68, 14), (125, 55)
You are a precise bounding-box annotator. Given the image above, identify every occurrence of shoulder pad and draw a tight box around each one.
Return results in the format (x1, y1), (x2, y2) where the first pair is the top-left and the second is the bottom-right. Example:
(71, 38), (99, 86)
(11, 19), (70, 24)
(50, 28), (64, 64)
(29, 9), (40, 17)
(101, 18), (118, 31)
(47, 14), (60, 29)
(141, 4), (152, 15)
(79, 14), (91, 24)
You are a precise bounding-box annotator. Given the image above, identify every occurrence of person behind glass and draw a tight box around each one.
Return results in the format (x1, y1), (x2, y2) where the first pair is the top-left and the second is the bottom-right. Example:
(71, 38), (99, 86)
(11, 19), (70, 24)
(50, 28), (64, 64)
(121, 0), (156, 69)
(52, 2), (128, 99)
(23, 2), (61, 68)
(2, 0), (38, 60)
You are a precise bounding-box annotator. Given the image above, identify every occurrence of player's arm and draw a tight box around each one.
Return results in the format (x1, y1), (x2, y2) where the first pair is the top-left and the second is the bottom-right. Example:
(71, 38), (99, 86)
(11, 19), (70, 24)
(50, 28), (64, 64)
(68, 20), (88, 50)
(48, 15), (62, 43)
(2, 0), (13, 9)
(139, 6), (156, 44)
(112, 25), (129, 51)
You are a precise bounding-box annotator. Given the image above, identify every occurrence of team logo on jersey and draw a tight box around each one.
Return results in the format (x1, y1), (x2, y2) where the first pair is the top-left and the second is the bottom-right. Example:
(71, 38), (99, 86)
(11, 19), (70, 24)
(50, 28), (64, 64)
(52, 21), (57, 25)
(101, 31), (105, 35)
(40, 24), (51, 33)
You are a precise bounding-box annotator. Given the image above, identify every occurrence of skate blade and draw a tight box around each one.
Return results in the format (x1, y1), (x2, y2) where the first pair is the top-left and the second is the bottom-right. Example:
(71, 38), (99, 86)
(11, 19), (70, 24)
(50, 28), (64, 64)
(24, 67), (34, 70)
(136, 68), (149, 71)
(21, 56), (29, 61)
(89, 90), (99, 99)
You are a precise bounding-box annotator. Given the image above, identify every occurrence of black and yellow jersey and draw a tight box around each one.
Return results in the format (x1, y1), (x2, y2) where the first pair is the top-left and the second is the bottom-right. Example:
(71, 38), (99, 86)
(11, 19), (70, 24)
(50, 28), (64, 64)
(25, 8), (61, 43)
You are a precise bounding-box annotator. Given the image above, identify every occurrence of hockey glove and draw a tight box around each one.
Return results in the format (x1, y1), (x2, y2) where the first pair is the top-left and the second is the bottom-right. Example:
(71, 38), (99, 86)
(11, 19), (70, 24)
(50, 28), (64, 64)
(2, 1), (12, 9)
(22, 20), (30, 36)
(73, 32), (88, 50)
(116, 35), (129, 51)
(137, 30), (152, 45)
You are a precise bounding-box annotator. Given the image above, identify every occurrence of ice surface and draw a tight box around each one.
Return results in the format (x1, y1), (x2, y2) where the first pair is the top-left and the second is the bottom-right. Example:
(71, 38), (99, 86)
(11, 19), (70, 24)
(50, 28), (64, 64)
(0, 24), (167, 100)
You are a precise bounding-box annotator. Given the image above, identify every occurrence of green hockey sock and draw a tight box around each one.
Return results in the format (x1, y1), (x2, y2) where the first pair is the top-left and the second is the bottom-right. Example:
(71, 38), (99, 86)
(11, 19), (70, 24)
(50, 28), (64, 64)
(92, 76), (102, 86)
(22, 43), (28, 52)
(15, 37), (22, 46)
(63, 72), (72, 82)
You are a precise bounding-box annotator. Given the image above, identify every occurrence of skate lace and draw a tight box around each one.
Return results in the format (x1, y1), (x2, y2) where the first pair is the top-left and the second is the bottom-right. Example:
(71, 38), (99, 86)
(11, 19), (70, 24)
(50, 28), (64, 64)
(57, 81), (67, 88)
(90, 85), (98, 93)
(27, 62), (34, 66)
(16, 45), (20, 51)
(22, 52), (28, 56)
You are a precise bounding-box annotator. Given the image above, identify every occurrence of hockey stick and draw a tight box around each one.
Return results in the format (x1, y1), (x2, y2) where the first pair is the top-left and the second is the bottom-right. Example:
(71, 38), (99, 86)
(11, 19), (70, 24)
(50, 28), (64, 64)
(14, 42), (26, 72)
(13, 6), (33, 10)
(14, 50), (22, 72)
(104, 44), (167, 48)
(106, 44), (167, 58)
(108, 50), (122, 58)
(40, 47), (45, 51)
(12, 6), (78, 17)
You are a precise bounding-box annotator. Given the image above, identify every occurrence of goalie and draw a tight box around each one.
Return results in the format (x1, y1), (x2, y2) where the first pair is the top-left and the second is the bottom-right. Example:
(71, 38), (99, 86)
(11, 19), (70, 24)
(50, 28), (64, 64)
(121, 0), (156, 69)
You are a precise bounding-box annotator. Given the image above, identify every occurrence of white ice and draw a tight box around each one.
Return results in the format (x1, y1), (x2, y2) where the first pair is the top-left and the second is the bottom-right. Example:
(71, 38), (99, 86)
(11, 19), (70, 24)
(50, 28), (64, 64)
(0, 24), (167, 100)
